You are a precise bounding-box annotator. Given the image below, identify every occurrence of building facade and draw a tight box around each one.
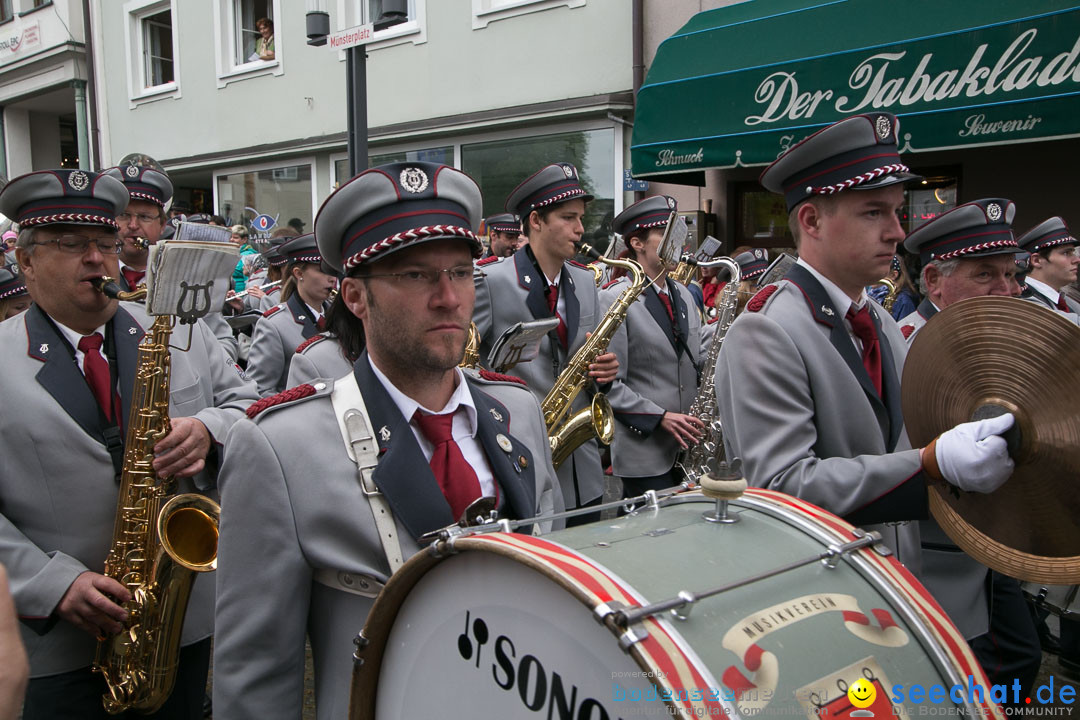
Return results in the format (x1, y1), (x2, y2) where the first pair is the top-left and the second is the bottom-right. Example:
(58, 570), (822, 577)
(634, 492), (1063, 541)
(90, 0), (638, 243)
(0, 0), (97, 179)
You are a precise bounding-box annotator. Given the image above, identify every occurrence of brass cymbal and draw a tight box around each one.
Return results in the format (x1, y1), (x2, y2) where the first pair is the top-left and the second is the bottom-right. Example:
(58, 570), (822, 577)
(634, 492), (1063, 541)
(902, 295), (1080, 584)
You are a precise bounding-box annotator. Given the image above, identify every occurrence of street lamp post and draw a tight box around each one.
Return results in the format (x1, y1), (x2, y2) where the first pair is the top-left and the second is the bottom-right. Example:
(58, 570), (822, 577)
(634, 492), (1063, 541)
(306, 1), (408, 177)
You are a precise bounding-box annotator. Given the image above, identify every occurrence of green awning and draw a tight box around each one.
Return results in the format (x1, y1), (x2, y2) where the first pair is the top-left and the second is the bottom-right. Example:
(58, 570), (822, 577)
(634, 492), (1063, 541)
(631, 0), (1080, 183)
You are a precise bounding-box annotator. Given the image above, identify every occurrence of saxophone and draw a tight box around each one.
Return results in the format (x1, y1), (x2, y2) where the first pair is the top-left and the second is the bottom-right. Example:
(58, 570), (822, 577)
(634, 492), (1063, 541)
(676, 257), (740, 486)
(90, 277), (221, 715)
(668, 253), (698, 286)
(544, 244), (648, 469)
(460, 322), (481, 369)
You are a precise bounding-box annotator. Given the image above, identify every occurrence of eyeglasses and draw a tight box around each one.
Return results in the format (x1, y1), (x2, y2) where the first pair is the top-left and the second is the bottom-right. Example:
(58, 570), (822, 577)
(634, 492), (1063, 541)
(363, 266), (474, 288)
(116, 212), (161, 225)
(35, 235), (122, 255)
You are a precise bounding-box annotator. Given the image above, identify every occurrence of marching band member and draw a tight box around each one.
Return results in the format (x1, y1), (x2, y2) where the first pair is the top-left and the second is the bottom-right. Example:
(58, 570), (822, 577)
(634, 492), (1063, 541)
(732, 248), (769, 315)
(714, 112), (1016, 584)
(473, 162), (618, 521)
(0, 263), (30, 320)
(213, 162), (560, 719)
(481, 213), (522, 258)
(898, 199), (1040, 701)
(0, 169), (257, 719)
(1017, 217), (1080, 314)
(246, 234), (337, 397)
(600, 196), (703, 495)
(103, 164), (239, 362)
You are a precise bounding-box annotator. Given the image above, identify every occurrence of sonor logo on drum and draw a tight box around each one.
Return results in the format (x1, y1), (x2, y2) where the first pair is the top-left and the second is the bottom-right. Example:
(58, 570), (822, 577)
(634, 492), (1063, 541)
(457, 611), (625, 719)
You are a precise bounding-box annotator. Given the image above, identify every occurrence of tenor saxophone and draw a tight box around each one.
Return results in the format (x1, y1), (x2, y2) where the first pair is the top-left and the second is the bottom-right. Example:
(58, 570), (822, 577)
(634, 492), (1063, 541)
(543, 245), (648, 469)
(676, 257), (740, 485)
(90, 277), (221, 715)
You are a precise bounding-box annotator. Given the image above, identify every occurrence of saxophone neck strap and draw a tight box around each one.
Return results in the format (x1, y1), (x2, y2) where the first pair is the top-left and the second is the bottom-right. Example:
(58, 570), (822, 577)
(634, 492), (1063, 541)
(330, 372), (405, 573)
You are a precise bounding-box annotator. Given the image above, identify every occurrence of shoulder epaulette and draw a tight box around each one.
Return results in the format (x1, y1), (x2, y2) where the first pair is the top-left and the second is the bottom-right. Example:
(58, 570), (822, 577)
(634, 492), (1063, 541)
(900, 325), (915, 339)
(262, 304), (283, 319)
(476, 255), (500, 266)
(568, 260), (589, 269)
(746, 284), (779, 313)
(246, 383), (318, 419)
(601, 278), (623, 290)
(295, 334), (326, 354)
(477, 369), (528, 387)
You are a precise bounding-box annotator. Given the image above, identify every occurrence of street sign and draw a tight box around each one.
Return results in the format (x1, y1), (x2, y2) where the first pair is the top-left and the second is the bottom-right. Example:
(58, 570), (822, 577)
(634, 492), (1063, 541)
(327, 23), (375, 50)
(623, 169), (649, 192)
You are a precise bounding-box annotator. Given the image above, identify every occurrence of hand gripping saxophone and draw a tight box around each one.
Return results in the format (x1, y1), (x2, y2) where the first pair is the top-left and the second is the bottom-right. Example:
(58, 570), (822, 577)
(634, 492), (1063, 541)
(676, 257), (741, 485)
(542, 244), (648, 469)
(90, 277), (221, 715)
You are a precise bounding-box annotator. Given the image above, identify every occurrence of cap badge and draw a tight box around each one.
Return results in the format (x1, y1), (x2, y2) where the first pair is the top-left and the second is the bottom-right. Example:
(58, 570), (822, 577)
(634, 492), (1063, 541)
(68, 171), (89, 192)
(10, 264), (17, 276)
(496, 433), (513, 452)
(666, 197), (676, 209)
(489, 408), (503, 423)
(875, 115), (891, 141)
(754, 249), (765, 259)
(986, 203), (1002, 222)
(125, 165), (140, 178)
(379, 426), (391, 442)
(400, 167), (429, 194)
(561, 164), (575, 179)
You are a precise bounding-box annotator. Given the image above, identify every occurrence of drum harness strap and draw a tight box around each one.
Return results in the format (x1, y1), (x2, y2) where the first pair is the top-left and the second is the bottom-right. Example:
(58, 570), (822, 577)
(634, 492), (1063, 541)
(312, 373), (403, 598)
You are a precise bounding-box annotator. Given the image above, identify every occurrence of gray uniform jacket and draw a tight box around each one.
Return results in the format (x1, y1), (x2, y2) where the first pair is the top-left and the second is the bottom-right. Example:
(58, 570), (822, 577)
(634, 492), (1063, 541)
(898, 300), (989, 638)
(714, 264), (927, 572)
(600, 277), (702, 478)
(213, 354), (561, 720)
(473, 246), (606, 507)
(286, 333), (353, 387)
(0, 302), (257, 677)
(1025, 279), (1080, 315)
(247, 293), (323, 397)
(257, 286), (282, 313)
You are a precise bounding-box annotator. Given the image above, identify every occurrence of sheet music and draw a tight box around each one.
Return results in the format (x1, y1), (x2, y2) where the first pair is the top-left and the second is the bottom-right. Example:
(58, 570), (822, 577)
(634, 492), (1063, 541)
(488, 318), (560, 373)
(146, 222), (239, 318)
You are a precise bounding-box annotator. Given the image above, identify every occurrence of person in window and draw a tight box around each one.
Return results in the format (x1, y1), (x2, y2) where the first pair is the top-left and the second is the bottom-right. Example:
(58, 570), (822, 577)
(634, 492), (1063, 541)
(255, 17), (274, 61)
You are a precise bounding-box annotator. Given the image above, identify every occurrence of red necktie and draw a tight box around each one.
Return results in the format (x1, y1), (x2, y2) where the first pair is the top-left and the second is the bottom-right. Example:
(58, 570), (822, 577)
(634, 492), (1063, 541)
(412, 410), (482, 520)
(546, 283), (568, 350)
(1056, 296), (1069, 312)
(78, 333), (121, 423)
(121, 267), (145, 289)
(846, 306), (882, 398)
(658, 290), (675, 324)
(316, 315), (327, 331)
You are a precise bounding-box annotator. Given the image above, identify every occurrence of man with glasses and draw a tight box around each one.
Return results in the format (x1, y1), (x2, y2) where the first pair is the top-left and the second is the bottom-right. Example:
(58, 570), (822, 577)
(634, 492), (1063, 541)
(481, 213), (522, 258)
(1016, 217), (1080, 315)
(103, 163), (240, 361)
(0, 168), (258, 719)
(213, 162), (560, 719)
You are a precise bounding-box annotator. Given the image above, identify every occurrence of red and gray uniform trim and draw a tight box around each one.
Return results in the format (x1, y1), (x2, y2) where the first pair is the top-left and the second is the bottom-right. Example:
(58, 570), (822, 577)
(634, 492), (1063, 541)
(746, 284), (779, 313)
(246, 383), (317, 419)
(262, 305), (283, 319)
(295, 334), (326, 354)
(477, 369), (527, 386)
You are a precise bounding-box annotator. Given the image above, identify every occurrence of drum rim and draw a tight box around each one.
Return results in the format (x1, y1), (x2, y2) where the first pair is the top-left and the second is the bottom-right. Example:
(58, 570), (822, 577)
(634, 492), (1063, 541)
(350, 488), (1004, 720)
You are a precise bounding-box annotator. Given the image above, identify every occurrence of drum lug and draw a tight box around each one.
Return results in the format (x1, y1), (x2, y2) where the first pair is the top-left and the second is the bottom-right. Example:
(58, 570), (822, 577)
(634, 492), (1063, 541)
(352, 632), (369, 664)
(596, 601), (652, 650)
(669, 591), (697, 621)
(618, 625), (650, 651)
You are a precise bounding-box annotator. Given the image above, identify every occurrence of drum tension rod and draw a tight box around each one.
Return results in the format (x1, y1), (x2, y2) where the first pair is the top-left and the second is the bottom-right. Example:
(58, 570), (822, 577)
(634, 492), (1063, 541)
(613, 530), (883, 628)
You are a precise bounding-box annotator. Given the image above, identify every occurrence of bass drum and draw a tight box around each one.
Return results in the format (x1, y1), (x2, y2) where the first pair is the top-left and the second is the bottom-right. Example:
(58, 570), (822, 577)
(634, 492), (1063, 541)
(350, 489), (1002, 720)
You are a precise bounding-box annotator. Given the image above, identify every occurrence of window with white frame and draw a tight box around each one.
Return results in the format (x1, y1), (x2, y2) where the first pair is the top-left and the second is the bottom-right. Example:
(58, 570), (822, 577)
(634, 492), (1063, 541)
(472, 0), (585, 29)
(234, 0), (273, 65)
(0, 0), (12, 23)
(141, 8), (175, 88)
(349, 0), (423, 43)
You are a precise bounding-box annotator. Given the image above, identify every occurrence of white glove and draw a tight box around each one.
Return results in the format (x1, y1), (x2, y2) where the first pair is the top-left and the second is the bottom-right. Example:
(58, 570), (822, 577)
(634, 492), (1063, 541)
(934, 413), (1015, 493)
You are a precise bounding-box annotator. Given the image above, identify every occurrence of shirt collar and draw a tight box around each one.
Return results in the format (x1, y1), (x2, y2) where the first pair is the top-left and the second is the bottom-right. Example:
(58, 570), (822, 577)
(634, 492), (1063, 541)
(1024, 276), (1060, 303)
(796, 258), (868, 315)
(367, 356), (478, 434)
(53, 319), (107, 353)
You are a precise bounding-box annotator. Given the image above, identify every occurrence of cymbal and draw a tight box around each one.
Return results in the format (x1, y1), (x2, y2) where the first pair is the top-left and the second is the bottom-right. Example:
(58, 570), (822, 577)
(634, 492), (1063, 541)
(902, 296), (1080, 584)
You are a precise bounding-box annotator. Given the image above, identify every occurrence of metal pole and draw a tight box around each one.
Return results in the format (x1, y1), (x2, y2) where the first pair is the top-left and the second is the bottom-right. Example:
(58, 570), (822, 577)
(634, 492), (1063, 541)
(73, 80), (90, 170)
(346, 46), (368, 177)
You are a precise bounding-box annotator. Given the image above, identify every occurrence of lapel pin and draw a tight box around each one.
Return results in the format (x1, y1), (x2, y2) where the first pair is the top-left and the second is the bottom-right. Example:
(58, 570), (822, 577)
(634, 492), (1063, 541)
(129, 327), (138, 334)
(298, 315), (306, 321)
(489, 408), (503, 423)
(821, 305), (834, 317)
(496, 434), (513, 452)
(518, 455), (529, 469)
(524, 275), (531, 284)
(39, 343), (48, 353)
(379, 426), (391, 442)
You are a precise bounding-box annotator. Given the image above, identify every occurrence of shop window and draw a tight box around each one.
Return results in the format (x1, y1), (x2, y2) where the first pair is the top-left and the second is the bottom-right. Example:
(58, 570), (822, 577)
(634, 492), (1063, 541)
(234, 0), (274, 65)
(0, 1), (12, 23)
(472, 0), (585, 30)
(462, 128), (615, 251)
(901, 173), (958, 234)
(732, 181), (793, 256)
(215, 163), (314, 246)
(333, 146), (453, 188)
